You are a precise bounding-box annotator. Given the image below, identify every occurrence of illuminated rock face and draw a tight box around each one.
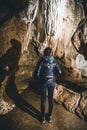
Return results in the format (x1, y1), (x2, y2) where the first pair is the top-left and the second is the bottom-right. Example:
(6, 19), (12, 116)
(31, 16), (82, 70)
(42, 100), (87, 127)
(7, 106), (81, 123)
(40, 0), (83, 58)
(19, 0), (83, 57)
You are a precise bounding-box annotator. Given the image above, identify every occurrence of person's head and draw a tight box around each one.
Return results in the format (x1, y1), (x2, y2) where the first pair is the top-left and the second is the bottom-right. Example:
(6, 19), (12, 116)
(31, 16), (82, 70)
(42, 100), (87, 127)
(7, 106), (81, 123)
(44, 47), (52, 56)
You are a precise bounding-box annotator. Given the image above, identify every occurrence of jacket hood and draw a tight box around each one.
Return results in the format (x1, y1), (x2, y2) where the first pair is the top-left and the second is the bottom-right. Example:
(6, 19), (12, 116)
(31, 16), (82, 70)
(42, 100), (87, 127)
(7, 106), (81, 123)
(43, 56), (54, 63)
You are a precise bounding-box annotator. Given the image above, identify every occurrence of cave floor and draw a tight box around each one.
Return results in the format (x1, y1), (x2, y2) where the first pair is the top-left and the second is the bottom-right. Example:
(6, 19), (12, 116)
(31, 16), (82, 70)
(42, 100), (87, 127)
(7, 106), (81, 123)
(0, 89), (87, 130)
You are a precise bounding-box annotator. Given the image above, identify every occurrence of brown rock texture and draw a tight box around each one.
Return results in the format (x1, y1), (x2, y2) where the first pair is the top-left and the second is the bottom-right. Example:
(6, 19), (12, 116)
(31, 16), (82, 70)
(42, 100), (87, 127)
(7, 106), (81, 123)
(0, 0), (87, 120)
(54, 83), (87, 120)
(76, 91), (87, 120)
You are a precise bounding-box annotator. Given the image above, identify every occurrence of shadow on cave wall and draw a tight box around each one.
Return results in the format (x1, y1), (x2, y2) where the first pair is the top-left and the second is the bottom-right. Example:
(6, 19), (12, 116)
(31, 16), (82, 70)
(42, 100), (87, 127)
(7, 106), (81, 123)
(0, 38), (21, 100)
(0, 38), (21, 84)
(0, 38), (41, 121)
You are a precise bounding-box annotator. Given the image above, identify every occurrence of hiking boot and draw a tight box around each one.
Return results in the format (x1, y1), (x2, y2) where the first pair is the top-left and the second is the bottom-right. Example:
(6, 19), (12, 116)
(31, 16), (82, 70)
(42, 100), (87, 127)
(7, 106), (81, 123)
(41, 117), (46, 124)
(41, 119), (45, 124)
(47, 115), (52, 123)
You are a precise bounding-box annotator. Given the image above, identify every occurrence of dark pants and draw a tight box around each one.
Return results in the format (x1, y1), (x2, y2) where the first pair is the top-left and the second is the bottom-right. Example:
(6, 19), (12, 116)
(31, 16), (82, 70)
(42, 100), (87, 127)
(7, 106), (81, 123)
(40, 81), (55, 118)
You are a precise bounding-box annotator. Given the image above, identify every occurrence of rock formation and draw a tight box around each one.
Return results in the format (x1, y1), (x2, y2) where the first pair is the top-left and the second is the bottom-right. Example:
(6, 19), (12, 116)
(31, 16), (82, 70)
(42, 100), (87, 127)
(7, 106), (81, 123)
(0, 0), (87, 121)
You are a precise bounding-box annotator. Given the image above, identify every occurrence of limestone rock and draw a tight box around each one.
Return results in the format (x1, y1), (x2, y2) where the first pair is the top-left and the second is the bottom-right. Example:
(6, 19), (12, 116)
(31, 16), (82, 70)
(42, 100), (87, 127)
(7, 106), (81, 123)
(76, 54), (87, 77)
(37, 0), (83, 58)
(0, 98), (15, 115)
(20, 0), (39, 24)
(54, 83), (87, 120)
(64, 93), (80, 113)
(15, 42), (39, 93)
(71, 17), (87, 60)
(76, 91), (87, 120)
(54, 84), (81, 113)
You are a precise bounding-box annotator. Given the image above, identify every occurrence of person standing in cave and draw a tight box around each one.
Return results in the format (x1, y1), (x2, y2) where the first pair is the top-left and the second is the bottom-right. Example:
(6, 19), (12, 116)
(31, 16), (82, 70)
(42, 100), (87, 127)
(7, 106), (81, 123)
(35, 47), (62, 124)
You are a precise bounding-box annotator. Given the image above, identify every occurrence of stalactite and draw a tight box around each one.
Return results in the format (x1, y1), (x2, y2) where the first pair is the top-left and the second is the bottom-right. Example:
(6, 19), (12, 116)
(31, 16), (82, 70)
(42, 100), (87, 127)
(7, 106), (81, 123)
(20, 0), (39, 24)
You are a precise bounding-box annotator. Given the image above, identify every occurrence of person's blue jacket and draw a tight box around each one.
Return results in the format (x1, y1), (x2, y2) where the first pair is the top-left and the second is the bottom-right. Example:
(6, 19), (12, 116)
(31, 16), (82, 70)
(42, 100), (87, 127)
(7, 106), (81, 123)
(35, 56), (62, 83)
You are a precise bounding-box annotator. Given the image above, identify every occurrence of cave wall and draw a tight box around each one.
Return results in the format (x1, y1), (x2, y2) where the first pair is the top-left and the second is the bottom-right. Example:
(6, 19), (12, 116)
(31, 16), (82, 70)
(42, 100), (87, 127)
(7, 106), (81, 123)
(20, 0), (84, 58)
(0, 0), (87, 119)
